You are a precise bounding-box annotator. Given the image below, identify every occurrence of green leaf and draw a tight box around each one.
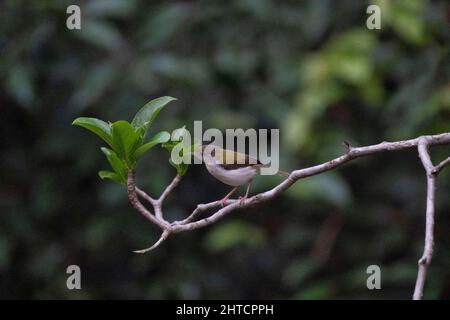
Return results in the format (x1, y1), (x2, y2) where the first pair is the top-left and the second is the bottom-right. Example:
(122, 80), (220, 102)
(100, 147), (127, 182)
(177, 163), (189, 176)
(161, 126), (187, 152)
(131, 96), (177, 131)
(135, 126), (146, 139)
(72, 117), (113, 147)
(98, 170), (124, 184)
(169, 160), (189, 176)
(167, 141), (199, 176)
(162, 126), (195, 176)
(134, 131), (171, 160)
(110, 120), (142, 167)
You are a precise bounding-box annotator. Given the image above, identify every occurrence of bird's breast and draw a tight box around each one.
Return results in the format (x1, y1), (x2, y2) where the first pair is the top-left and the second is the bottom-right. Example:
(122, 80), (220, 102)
(205, 162), (257, 186)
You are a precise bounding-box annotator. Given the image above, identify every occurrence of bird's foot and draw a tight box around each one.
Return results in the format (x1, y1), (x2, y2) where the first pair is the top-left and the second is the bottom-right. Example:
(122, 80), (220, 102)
(238, 196), (247, 206)
(220, 198), (228, 207)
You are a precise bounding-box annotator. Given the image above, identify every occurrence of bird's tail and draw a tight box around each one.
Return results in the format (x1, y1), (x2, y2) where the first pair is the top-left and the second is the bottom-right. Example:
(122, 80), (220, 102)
(256, 163), (290, 177)
(276, 170), (290, 177)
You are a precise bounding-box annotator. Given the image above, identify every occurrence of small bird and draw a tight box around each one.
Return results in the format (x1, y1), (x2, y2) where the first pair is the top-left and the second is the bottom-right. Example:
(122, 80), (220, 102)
(194, 145), (290, 206)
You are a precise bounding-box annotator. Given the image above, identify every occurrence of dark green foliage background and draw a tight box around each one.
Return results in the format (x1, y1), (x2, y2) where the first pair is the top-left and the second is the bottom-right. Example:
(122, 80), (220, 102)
(0, 0), (449, 299)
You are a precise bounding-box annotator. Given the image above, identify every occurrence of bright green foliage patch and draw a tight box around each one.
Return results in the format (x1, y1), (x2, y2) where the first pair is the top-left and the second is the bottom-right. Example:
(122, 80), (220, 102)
(73, 96), (180, 184)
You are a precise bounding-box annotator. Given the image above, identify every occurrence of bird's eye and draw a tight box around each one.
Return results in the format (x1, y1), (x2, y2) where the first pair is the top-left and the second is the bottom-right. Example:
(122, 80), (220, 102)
(211, 149), (215, 157)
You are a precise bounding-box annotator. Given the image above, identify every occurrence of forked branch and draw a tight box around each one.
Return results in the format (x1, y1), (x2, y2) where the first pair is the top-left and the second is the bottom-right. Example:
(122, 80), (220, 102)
(126, 132), (450, 300)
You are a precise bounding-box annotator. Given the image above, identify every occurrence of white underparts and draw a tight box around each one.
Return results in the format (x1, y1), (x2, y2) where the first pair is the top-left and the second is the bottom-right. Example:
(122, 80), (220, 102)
(204, 160), (257, 186)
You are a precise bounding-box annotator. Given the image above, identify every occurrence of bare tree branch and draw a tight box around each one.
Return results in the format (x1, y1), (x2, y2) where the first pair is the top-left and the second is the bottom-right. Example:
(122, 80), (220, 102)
(136, 187), (156, 205)
(127, 171), (169, 230)
(125, 132), (450, 299)
(413, 138), (436, 300)
(169, 133), (450, 233)
(134, 176), (181, 221)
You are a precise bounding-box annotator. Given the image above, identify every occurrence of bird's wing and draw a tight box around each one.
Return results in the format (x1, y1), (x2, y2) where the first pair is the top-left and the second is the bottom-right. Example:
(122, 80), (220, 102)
(216, 149), (261, 170)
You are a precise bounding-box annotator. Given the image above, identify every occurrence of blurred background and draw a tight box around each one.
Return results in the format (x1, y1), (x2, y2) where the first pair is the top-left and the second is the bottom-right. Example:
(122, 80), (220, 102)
(0, 0), (449, 299)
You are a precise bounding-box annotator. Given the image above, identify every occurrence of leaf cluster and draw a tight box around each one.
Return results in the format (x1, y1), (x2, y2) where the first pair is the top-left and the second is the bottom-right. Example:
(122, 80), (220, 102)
(73, 96), (177, 184)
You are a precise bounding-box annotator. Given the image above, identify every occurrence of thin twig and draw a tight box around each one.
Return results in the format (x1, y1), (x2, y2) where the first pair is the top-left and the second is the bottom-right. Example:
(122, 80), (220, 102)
(432, 156), (450, 175)
(136, 187), (156, 205)
(174, 199), (237, 225)
(153, 175), (181, 221)
(133, 229), (171, 254)
(159, 175), (181, 202)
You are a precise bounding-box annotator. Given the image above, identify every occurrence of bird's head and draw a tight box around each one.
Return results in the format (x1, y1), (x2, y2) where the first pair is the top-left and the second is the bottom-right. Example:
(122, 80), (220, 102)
(193, 144), (218, 163)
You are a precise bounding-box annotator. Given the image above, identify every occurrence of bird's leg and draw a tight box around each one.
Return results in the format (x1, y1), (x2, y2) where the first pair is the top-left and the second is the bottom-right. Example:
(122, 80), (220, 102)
(239, 181), (252, 206)
(220, 186), (238, 207)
